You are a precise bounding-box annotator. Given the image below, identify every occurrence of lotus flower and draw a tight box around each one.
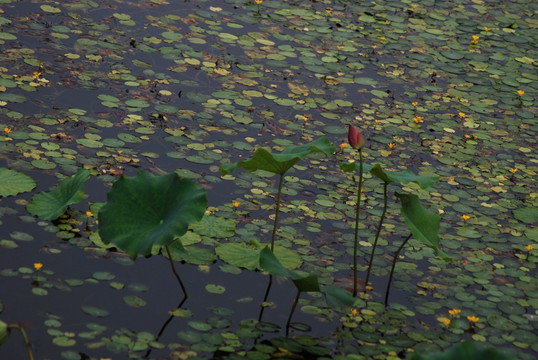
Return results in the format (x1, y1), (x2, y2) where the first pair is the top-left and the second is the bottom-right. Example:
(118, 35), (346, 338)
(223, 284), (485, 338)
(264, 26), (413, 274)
(348, 124), (364, 150)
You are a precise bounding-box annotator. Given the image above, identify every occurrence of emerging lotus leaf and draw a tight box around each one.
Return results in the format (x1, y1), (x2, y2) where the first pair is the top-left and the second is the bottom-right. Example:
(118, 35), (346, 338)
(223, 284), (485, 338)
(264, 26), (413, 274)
(396, 192), (450, 261)
(98, 171), (207, 259)
(220, 137), (335, 176)
(370, 163), (439, 189)
(27, 168), (90, 220)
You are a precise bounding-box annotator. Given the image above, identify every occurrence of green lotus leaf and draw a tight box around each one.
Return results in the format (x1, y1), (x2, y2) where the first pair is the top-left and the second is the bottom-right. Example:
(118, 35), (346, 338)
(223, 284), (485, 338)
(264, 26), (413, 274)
(0, 167), (36, 197)
(370, 164), (439, 189)
(396, 193), (451, 261)
(410, 340), (517, 360)
(98, 171), (207, 259)
(320, 285), (358, 311)
(220, 137), (335, 176)
(513, 206), (538, 224)
(27, 168), (90, 220)
(259, 246), (319, 292)
(190, 216), (236, 238)
(216, 242), (301, 270)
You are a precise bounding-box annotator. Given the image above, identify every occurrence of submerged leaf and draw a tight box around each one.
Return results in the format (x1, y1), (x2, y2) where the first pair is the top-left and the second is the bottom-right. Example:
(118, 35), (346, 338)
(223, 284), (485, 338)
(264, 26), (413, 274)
(220, 137), (334, 176)
(98, 171), (207, 258)
(27, 169), (90, 220)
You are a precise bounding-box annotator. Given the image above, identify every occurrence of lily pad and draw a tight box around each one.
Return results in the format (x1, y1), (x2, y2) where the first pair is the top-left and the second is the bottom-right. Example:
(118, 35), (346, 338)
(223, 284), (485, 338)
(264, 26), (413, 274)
(216, 242), (301, 270)
(0, 168), (36, 196)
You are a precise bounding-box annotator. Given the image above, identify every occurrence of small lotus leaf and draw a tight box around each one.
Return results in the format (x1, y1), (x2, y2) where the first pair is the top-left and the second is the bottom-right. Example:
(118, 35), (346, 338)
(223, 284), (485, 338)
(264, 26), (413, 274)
(98, 171), (207, 258)
(0, 168), (36, 197)
(396, 193), (451, 261)
(320, 285), (358, 311)
(216, 242), (301, 270)
(259, 247), (319, 292)
(370, 164), (439, 189)
(220, 137), (334, 176)
(27, 169), (90, 220)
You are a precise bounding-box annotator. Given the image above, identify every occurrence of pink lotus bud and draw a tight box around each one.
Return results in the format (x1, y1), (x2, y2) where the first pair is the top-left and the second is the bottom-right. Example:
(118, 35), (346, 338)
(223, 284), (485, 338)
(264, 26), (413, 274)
(348, 124), (364, 149)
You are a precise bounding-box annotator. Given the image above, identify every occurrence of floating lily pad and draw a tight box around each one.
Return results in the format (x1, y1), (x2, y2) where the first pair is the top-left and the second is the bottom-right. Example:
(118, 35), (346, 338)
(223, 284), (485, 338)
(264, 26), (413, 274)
(0, 168), (36, 197)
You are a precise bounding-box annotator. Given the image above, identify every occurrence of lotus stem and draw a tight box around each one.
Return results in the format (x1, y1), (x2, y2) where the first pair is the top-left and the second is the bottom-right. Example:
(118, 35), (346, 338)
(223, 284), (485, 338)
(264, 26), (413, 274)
(285, 289), (301, 336)
(352, 149), (364, 297)
(271, 174), (284, 251)
(10, 325), (35, 360)
(365, 181), (388, 287)
(258, 275), (273, 322)
(165, 244), (188, 297)
(384, 233), (412, 307)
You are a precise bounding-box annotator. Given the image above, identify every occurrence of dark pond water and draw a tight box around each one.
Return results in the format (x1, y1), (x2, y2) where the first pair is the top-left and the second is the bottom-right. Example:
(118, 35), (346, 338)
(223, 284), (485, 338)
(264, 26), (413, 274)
(0, 0), (536, 359)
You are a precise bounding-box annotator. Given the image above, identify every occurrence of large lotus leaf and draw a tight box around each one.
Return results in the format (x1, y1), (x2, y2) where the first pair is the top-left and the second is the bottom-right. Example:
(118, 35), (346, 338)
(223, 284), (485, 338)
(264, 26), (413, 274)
(396, 193), (451, 261)
(98, 171), (207, 259)
(410, 340), (516, 360)
(220, 137), (334, 176)
(27, 168), (90, 220)
(216, 242), (301, 270)
(259, 246), (319, 292)
(0, 168), (36, 197)
(370, 164), (439, 189)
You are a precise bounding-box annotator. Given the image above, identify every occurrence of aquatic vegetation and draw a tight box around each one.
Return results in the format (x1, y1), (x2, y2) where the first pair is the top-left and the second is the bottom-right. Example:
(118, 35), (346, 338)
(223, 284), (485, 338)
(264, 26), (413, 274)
(98, 171), (207, 296)
(0, 168), (36, 197)
(220, 137), (334, 252)
(259, 247), (356, 334)
(0, 0), (536, 358)
(410, 340), (517, 360)
(0, 320), (34, 360)
(346, 124), (366, 296)
(26, 168), (90, 220)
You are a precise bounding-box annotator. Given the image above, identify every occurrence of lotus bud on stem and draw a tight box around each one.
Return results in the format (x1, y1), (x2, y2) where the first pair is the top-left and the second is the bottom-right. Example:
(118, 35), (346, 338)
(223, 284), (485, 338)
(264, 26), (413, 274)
(348, 124), (365, 296)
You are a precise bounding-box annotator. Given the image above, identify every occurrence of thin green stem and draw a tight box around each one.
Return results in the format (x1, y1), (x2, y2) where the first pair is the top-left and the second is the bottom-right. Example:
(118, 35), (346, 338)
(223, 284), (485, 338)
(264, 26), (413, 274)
(384, 233), (413, 307)
(352, 149), (364, 297)
(365, 181), (388, 287)
(10, 325), (35, 360)
(285, 289), (301, 336)
(165, 244), (188, 297)
(258, 275), (273, 322)
(271, 174), (284, 251)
